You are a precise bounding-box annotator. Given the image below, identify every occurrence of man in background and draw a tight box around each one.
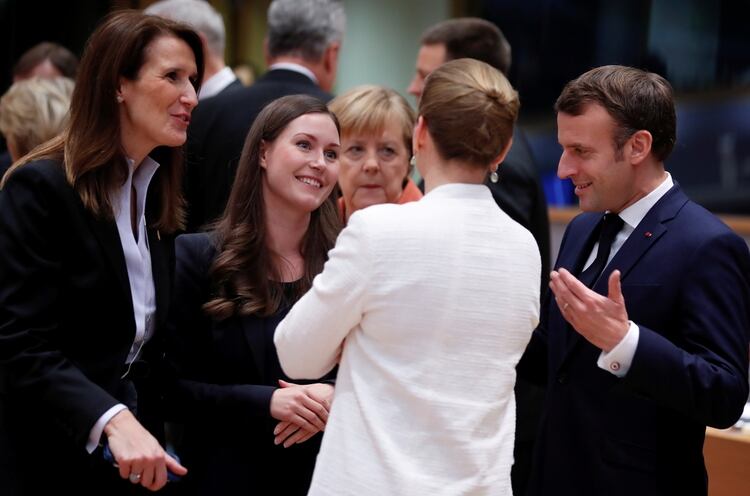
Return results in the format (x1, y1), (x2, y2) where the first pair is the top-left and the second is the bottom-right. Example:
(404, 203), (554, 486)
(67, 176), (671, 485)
(408, 18), (549, 495)
(183, 0), (345, 232)
(145, 0), (240, 100)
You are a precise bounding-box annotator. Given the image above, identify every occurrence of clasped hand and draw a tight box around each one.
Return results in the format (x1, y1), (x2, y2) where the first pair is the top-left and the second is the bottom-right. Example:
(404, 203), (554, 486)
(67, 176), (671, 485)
(270, 380), (334, 448)
(550, 268), (630, 353)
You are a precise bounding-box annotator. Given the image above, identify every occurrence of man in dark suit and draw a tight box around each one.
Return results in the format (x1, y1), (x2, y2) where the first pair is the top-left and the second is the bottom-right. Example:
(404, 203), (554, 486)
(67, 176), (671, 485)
(184, 0), (345, 232)
(408, 18), (550, 495)
(144, 0), (241, 101)
(518, 65), (750, 496)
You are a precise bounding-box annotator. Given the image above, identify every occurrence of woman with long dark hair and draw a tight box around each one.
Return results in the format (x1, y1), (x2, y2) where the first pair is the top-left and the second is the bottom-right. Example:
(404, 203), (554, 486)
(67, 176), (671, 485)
(164, 94), (341, 495)
(0, 11), (203, 495)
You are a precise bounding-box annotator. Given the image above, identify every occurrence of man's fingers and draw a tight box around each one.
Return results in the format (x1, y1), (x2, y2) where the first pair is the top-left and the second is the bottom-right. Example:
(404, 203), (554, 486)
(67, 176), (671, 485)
(607, 270), (624, 304)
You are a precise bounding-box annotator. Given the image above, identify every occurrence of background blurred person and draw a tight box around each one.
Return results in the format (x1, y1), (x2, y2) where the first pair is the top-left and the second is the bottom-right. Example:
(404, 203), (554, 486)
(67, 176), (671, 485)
(329, 85), (420, 223)
(0, 76), (74, 171)
(0, 11), (203, 494)
(145, 0), (240, 100)
(164, 94), (340, 495)
(12, 41), (78, 82)
(275, 59), (540, 495)
(0, 42), (79, 179)
(184, 0), (345, 232)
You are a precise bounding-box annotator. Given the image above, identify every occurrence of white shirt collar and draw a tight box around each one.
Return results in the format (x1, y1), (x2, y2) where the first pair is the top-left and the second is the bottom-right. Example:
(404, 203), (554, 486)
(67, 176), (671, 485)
(617, 172), (674, 229)
(121, 156), (160, 222)
(268, 62), (318, 84)
(198, 66), (237, 100)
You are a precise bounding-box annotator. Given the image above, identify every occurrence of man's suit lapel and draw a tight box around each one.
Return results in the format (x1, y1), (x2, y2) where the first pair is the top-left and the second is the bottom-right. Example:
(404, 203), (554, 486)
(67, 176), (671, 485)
(559, 184), (689, 364)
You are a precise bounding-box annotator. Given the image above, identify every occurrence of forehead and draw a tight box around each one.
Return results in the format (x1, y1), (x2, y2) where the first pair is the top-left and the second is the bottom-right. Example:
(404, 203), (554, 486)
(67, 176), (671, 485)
(343, 115), (409, 141)
(557, 103), (617, 146)
(142, 35), (196, 71)
(416, 43), (447, 73)
(281, 113), (340, 142)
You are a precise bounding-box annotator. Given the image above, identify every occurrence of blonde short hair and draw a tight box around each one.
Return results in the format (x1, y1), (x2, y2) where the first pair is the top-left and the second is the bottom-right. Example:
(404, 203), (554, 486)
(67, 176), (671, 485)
(0, 76), (74, 159)
(419, 58), (519, 167)
(329, 84), (416, 157)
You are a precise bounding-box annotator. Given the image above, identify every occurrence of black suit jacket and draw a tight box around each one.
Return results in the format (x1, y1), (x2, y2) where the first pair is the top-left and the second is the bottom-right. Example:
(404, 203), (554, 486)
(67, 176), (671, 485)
(184, 69), (332, 232)
(518, 184), (750, 496)
(0, 159), (174, 495)
(163, 233), (332, 495)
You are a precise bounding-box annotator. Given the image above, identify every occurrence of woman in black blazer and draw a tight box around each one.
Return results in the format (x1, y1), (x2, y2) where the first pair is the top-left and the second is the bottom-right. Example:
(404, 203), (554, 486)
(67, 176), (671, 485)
(0, 12), (203, 495)
(164, 95), (341, 495)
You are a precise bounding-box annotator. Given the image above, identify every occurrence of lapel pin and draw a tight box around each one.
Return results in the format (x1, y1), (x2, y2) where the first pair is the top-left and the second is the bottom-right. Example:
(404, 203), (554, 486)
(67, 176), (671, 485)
(644, 231), (652, 238)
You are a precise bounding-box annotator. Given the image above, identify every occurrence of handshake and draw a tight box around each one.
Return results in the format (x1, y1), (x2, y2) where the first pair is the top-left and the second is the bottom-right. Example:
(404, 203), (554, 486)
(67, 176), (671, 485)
(270, 380), (334, 448)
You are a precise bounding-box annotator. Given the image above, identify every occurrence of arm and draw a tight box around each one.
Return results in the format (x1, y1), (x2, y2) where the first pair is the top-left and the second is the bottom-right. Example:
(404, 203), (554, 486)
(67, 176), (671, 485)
(624, 232), (750, 427)
(0, 165), (122, 447)
(163, 235), (278, 420)
(274, 214), (372, 379)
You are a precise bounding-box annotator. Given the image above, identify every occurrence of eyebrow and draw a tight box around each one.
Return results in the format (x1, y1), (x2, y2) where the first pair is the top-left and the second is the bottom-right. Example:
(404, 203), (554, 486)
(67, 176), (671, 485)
(295, 133), (340, 148)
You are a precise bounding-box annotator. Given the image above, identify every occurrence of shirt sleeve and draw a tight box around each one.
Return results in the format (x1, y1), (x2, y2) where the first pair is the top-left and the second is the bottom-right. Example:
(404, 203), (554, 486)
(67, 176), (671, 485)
(597, 321), (639, 377)
(86, 404), (128, 453)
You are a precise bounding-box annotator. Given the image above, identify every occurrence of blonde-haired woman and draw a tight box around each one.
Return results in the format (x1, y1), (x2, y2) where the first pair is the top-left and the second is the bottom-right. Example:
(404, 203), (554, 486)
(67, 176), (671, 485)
(275, 58), (541, 495)
(328, 85), (421, 222)
(0, 76), (74, 168)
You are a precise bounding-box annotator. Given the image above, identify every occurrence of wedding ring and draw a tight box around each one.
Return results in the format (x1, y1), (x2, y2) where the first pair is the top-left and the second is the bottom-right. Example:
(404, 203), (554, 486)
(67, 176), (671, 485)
(129, 473), (142, 483)
(563, 302), (570, 311)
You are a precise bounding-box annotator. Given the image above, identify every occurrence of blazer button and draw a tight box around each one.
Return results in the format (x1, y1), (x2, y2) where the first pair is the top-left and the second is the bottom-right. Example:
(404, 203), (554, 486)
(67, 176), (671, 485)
(557, 372), (568, 384)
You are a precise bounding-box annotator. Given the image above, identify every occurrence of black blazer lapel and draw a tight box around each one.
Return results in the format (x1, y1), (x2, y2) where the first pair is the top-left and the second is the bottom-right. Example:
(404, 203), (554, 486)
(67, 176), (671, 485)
(85, 213), (133, 311)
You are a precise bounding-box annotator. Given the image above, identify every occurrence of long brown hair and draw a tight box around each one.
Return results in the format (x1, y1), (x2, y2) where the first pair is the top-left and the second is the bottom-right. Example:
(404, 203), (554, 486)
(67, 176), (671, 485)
(2, 10), (204, 233)
(204, 95), (342, 320)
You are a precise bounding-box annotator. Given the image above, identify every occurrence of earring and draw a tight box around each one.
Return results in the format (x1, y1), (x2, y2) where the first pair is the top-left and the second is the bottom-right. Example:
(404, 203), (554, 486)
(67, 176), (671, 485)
(489, 168), (499, 183)
(409, 155), (417, 169)
(116, 95), (123, 103)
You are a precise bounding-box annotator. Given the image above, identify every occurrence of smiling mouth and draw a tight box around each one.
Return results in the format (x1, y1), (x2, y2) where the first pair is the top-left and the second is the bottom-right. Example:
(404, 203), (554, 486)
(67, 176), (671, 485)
(172, 114), (190, 125)
(297, 176), (322, 188)
(574, 182), (592, 191)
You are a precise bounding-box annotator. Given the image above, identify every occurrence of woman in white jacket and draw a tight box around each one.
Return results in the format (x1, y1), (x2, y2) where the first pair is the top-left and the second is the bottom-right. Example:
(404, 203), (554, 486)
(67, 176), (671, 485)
(275, 58), (541, 496)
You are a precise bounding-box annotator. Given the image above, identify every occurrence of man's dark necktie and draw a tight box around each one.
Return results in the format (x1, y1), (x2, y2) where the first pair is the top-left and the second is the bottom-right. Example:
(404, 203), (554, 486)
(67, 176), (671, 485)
(578, 213), (624, 288)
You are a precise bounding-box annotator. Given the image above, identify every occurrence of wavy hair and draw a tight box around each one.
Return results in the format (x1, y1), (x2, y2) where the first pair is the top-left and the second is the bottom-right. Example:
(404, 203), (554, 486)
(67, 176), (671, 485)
(204, 94), (342, 320)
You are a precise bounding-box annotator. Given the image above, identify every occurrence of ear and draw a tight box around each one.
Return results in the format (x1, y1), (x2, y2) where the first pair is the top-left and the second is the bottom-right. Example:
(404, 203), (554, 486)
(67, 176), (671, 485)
(324, 42), (340, 73)
(259, 140), (269, 169)
(493, 136), (514, 167)
(412, 116), (427, 155)
(116, 77), (127, 103)
(628, 130), (652, 164)
(263, 38), (271, 66)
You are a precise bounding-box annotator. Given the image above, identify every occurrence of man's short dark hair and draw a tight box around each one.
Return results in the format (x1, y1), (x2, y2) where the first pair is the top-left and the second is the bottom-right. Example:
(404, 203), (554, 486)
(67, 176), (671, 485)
(421, 18), (511, 75)
(13, 42), (78, 79)
(555, 65), (676, 162)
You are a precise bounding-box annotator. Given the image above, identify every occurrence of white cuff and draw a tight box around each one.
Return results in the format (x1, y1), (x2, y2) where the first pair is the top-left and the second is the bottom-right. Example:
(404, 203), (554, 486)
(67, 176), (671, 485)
(597, 321), (639, 378)
(86, 404), (128, 454)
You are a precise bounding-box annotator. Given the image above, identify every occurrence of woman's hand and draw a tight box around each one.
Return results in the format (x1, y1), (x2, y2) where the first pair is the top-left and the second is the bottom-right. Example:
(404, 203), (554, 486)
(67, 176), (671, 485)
(271, 380), (334, 447)
(103, 409), (187, 491)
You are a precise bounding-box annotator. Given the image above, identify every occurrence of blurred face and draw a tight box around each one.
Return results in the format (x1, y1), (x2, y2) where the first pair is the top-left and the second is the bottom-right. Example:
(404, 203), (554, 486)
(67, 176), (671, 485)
(338, 120), (410, 217)
(557, 103), (638, 213)
(408, 43), (446, 99)
(261, 113), (340, 215)
(13, 59), (63, 83)
(118, 35), (198, 162)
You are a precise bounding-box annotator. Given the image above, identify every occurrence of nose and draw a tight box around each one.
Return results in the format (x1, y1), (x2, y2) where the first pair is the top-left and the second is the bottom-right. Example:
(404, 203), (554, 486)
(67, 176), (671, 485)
(362, 153), (379, 173)
(407, 75), (422, 99)
(181, 83), (198, 110)
(557, 150), (576, 179)
(309, 150), (327, 170)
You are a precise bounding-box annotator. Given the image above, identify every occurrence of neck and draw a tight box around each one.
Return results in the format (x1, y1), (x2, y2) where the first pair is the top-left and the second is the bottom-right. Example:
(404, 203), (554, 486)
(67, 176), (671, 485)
(421, 153), (487, 193)
(263, 192), (310, 281)
(615, 162), (668, 213)
(203, 55), (225, 83)
(269, 55), (324, 86)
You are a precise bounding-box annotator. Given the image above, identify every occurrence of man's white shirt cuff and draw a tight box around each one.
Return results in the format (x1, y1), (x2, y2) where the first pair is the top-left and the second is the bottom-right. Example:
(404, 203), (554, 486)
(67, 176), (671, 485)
(597, 321), (639, 377)
(86, 404), (128, 453)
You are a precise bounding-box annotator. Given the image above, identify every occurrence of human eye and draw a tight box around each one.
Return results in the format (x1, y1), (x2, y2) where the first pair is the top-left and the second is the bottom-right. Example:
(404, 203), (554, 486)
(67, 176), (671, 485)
(296, 140), (311, 150)
(164, 71), (178, 82)
(324, 149), (338, 161)
(379, 146), (397, 159)
(345, 145), (364, 158)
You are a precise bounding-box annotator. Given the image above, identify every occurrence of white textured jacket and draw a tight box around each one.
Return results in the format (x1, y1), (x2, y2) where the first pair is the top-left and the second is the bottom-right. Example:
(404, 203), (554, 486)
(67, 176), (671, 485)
(275, 183), (541, 496)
